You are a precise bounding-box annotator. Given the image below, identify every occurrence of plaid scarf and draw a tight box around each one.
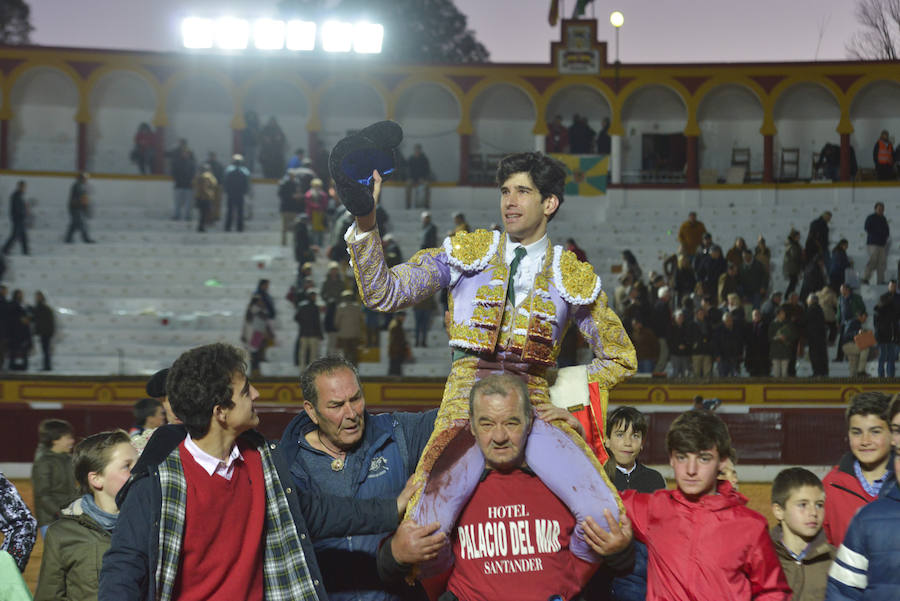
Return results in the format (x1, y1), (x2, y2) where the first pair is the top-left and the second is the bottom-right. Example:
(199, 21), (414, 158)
(155, 439), (320, 601)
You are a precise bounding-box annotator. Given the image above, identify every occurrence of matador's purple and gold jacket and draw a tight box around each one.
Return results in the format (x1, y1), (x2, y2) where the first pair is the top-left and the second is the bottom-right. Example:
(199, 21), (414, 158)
(347, 226), (636, 389)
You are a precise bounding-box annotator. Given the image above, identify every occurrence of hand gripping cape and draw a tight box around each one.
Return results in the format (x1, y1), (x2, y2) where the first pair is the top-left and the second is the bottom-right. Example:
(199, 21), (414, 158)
(330, 123), (636, 578)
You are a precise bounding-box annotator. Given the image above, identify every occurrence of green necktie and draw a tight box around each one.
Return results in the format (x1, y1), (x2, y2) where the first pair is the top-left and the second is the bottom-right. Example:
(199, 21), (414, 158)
(507, 246), (527, 305)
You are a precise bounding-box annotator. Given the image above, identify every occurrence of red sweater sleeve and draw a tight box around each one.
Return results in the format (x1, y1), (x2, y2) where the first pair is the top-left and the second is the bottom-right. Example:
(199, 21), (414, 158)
(744, 518), (792, 601)
(621, 489), (650, 544)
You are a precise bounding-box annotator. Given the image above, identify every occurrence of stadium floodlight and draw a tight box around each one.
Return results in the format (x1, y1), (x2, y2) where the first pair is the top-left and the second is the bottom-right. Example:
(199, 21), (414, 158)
(254, 19), (286, 50)
(215, 17), (250, 50)
(321, 20), (353, 52)
(182, 17), (214, 49)
(286, 20), (317, 51)
(353, 23), (383, 54)
(610, 11), (624, 28)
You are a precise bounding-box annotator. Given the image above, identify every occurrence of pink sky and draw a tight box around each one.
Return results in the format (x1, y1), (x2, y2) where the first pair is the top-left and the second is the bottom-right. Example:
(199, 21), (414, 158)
(32, 0), (860, 64)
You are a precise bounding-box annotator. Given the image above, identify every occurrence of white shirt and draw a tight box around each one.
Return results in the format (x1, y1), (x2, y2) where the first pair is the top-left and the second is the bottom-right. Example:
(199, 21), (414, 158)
(183, 434), (244, 481)
(615, 463), (637, 476)
(505, 234), (549, 307)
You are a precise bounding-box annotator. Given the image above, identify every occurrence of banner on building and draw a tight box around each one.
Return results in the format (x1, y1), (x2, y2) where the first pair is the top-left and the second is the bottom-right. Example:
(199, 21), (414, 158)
(551, 154), (609, 196)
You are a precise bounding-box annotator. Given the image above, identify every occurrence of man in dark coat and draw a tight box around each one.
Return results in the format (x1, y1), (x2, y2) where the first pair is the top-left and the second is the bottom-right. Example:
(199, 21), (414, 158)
(862, 202), (890, 285)
(805, 294), (829, 377)
(806, 211), (831, 269)
(713, 312), (743, 377)
(223, 154), (251, 232)
(2, 181), (27, 255)
(744, 308), (771, 376)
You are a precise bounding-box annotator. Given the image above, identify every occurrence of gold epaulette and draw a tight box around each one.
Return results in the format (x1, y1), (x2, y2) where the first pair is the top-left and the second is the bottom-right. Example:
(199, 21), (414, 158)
(552, 246), (602, 305)
(442, 229), (501, 272)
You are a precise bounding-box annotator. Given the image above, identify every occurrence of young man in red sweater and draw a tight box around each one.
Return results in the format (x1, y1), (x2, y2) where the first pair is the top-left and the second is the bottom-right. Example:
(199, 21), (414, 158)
(592, 410), (791, 601)
(100, 343), (409, 601)
(822, 391), (893, 547)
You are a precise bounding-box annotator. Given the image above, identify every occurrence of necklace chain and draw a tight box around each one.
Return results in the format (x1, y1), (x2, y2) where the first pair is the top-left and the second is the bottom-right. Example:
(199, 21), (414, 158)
(317, 430), (345, 459)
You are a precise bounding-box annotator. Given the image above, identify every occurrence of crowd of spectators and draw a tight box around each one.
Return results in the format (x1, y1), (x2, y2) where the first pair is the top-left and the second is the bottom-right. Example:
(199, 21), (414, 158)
(0, 285), (55, 372)
(611, 205), (899, 378)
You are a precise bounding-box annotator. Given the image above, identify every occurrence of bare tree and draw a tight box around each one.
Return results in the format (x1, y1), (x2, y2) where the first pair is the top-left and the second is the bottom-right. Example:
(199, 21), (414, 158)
(847, 0), (900, 60)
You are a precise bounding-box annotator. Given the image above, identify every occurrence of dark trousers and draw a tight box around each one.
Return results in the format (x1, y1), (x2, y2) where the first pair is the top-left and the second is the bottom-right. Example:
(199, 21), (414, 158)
(784, 275), (798, 297)
(388, 357), (403, 376)
(2, 219), (27, 254)
(65, 209), (91, 242)
(809, 337), (828, 376)
(196, 198), (210, 231)
(876, 163), (895, 180)
(39, 335), (52, 370)
(225, 195), (244, 232)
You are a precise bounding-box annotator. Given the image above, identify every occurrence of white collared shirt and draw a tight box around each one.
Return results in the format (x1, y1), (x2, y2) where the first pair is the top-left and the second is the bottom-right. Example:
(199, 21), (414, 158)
(615, 463), (637, 476)
(183, 434), (244, 481)
(505, 234), (549, 307)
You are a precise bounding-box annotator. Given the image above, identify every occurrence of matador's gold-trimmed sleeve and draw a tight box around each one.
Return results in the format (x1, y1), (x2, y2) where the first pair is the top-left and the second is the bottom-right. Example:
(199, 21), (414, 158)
(347, 229), (449, 312)
(573, 289), (637, 389)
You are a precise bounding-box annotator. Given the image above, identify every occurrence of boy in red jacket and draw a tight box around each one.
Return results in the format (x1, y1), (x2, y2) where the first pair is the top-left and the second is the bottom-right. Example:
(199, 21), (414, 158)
(822, 391), (893, 546)
(585, 410), (791, 601)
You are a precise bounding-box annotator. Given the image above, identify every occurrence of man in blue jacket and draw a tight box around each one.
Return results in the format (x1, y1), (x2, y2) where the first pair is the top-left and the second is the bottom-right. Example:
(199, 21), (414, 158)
(280, 356), (442, 601)
(100, 343), (406, 601)
(863, 202), (890, 286)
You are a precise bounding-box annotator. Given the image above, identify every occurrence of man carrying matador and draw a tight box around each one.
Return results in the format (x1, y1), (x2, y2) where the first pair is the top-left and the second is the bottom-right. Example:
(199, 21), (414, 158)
(330, 121), (636, 576)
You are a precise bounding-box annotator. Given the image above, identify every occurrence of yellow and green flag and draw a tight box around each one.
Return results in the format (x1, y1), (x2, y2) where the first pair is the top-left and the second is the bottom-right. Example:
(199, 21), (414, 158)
(551, 153), (609, 196)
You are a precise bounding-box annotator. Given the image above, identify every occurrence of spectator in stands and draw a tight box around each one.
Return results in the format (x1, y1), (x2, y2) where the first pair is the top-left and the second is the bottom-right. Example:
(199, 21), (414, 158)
(783, 229), (803, 297)
(690, 307), (714, 378)
(35, 430), (137, 601)
(0, 284), (9, 369)
(278, 356), (439, 601)
(241, 110), (260, 173)
(596, 117), (611, 155)
(726, 237), (748, 269)
(405, 144), (432, 209)
(754, 235), (771, 273)
(451, 211), (469, 235)
(739, 250), (769, 308)
(692, 232), (714, 272)
(387, 311), (409, 376)
(874, 292), (900, 377)
(277, 169), (303, 246)
(823, 392), (892, 547)
(568, 114), (595, 153)
(286, 147), (305, 171)
(631, 318), (659, 374)
(745, 308), (771, 376)
(420, 211), (437, 249)
(130, 398), (165, 437)
(335, 290), (362, 365)
(714, 312), (743, 377)
(100, 343), (403, 601)
(815, 142), (841, 181)
(783, 293), (806, 376)
(799, 253), (827, 304)
(364, 306), (380, 349)
(677, 211), (707, 259)
(770, 468), (834, 601)
(306, 178), (329, 246)
(131, 123), (155, 174)
(622, 249), (642, 282)
(7, 289), (29, 371)
(619, 410), (791, 601)
(697, 245), (727, 299)
(807, 211), (832, 270)
(0, 472), (36, 572)
(862, 201), (890, 285)
(544, 114), (569, 153)
(673, 254), (696, 308)
(873, 129), (895, 180)
(842, 310), (872, 377)
(2, 181), (27, 256)
(651, 287), (672, 373)
(65, 172), (95, 244)
(718, 262), (740, 305)
(566, 238), (588, 263)
(168, 140), (195, 221)
(817, 284), (839, 345)
(29, 290), (54, 371)
(32, 419), (77, 538)
(769, 308), (798, 378)
(192, 163), (217, 233)
(725, 292), (747, 329)
(321, 263), (345, 356)
(294, 214), (313, 266)
(806, 294), (829, 377)
(825, 436), (900, 600)
(413, 292), (436, 348)
(296, 290), (322, 371)
(259, 116), (286, 178)
(601, 405), (665, 601)
(829, 239), (852, 292)
(836, 284), (866, 361)
(242, 294), (274, 377)
(669, 310), (692, 378)
(223, 154), (251, 232)
(613, 273), (633, 317)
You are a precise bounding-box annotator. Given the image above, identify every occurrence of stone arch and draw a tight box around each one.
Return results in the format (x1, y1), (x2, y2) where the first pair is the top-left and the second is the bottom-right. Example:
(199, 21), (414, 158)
(242, 77), (310, 177)
(696, 83), (764, 176)
(87, 69), (158, 174)
(315, 79), (387, 150)
(166, 73), (234, 168)
(469, 82), (536, 157)
(544, 84), (613, 152)
(9, 66), (80, 171)
(394, 81), (461, 182)
(619, 84), (688, 181)
(849, 80), (900, 166)
(773, 82), (840, 180)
